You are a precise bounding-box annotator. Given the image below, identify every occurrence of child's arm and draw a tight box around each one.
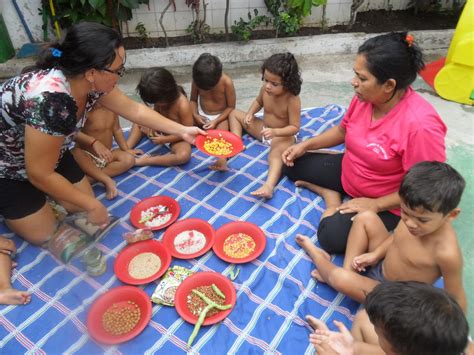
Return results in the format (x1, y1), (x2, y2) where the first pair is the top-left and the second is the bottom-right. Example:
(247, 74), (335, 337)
(437, 244), (467, 312)
(190, 82), (207, 126)
(126, 123), (144, 149)
(203, 76), (236, 129)
(113, 117), (143, 155)
(75, 131), (113, 163)
(352, 232), (394, 272)
(244, 88), (264, 126)
(262, 95), (301, 140)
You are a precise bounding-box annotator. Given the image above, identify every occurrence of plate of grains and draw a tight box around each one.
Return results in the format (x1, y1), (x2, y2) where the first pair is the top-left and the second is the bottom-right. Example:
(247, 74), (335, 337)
(162, 218), (216, 259)
(130, 195), (180, 231)
(195, 130), (244, 158)
(213, 221), (266, 264)
(114, 239), (172, 285)
(174, 272), (236, 326)
(87, 286), (152, 344)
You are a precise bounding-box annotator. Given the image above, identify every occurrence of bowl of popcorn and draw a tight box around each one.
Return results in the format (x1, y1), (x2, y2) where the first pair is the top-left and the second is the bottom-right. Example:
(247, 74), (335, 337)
(87, 286), (152, 344)
(195, 130), (244, 158)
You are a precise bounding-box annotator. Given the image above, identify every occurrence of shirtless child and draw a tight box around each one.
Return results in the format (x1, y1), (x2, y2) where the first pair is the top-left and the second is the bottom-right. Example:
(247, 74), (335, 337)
(72, 104), (138, 199)
(296, 161), (467, 311)
(190, 53), (236, 170)
(228, 52), (302, 198)
(307, 281), (470, 355)
(0, 236), (31, 305)
(127, 67), (193, 166)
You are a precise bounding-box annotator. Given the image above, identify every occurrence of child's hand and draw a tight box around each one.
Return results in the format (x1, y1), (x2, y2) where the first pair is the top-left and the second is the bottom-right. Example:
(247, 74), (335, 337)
(127, 148), (144, 157)
(310, 320), (355, 355)
(244, 113), (254, 126)
(149, 135), (167, 145)
(194, 114), (208, 127)
(92, 141), (113, 163)
(352, 252), (377, 272)
(261, 127), (274, 140)
(0, 237), (16, 254)
(203, 120), (217, 130)
(140, 126), (153, 137)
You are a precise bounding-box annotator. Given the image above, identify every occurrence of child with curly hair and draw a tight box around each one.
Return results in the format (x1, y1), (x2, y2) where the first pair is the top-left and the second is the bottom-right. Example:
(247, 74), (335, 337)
(228, 52), (302, 198)
(127, 67), (193, 166)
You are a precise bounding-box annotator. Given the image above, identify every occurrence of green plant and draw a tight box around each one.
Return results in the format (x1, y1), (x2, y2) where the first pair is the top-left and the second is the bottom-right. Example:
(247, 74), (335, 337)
(287, 0), (326, 17)
(41, 0), (150, 31)
(185, 0), (210, 43)
(135, 22), (148, 39)
(264, 0), (326, 37)
(231, 9), (271, 42)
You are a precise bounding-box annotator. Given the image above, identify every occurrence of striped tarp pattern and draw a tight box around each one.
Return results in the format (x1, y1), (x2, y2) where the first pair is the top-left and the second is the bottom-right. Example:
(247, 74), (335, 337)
(0, 105), (359, 354)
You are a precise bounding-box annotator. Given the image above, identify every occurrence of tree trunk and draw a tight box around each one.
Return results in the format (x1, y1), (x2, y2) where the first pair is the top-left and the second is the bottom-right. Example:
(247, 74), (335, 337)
(224, 0), (230, 41)
(159, 0), (174, 47)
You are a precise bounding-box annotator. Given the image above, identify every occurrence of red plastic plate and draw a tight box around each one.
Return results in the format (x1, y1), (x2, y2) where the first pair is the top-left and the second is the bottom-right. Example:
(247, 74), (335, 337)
(87, 286), (152, 344)
(213, 221), (266, 264)
(195, 129), (244, 158)
(130, 195), (180, 231)
(174, 272), (236, 325)
(162, 218), (216, 259)
(114, 239), (172, 285)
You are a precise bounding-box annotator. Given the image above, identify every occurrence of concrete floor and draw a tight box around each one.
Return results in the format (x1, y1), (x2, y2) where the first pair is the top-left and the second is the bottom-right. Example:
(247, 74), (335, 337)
(119, 52), (474, 327)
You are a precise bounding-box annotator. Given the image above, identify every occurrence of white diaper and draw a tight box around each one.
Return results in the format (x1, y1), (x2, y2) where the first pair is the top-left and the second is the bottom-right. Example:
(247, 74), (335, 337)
(198, 98), (221, 121)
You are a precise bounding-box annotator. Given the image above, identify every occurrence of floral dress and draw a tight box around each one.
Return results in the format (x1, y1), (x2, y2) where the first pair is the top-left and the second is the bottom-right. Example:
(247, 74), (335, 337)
(0, 68), (101, 180)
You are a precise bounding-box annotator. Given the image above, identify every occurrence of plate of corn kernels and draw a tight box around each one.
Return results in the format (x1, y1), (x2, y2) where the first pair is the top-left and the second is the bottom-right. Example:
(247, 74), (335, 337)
(212, 221), (266, 264)
(195, 130), (244, 158)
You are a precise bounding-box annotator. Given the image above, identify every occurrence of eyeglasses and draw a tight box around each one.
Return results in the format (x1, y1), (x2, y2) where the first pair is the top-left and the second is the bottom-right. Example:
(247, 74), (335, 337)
(102, 65), (126, 77)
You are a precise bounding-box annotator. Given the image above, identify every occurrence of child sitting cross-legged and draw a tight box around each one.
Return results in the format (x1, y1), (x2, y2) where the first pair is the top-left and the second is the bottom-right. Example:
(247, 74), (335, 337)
(307, 281), (470, 355)
(127, 67), (193, 167)
(190, 53), (236, 170)
(296, 161), (467, 312)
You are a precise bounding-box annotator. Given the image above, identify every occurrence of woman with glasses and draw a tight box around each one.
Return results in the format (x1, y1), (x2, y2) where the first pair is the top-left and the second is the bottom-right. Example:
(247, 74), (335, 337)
(0, 22), (204, 247)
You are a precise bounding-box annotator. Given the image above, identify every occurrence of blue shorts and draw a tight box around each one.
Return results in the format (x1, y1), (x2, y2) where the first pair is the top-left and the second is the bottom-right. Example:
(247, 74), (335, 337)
(366, 260), (386, 283)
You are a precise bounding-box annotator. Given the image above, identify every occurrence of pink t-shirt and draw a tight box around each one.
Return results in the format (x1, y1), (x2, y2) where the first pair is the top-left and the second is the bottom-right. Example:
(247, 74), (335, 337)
(340, 87), (446, 215)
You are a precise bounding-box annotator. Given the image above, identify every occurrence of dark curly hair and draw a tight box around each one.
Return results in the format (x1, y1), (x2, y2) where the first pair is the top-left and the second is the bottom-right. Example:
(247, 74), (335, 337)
(358, 32), (425, 90)
(261, 52), (302, 96)
(136, 67), (186, 106)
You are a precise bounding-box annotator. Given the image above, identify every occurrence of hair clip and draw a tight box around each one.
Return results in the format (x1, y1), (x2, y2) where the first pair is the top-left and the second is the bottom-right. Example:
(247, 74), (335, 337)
(50, 48), (62, 58)
(405, 34), (414, 47)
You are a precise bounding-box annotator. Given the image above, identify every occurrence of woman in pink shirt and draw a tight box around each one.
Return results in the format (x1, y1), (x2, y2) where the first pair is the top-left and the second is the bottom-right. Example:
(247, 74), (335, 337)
(282, 32), (446, 254)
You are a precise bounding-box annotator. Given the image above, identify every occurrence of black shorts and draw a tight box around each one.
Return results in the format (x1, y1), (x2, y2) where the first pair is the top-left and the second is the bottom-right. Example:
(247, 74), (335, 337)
(0, 150), (84, 220)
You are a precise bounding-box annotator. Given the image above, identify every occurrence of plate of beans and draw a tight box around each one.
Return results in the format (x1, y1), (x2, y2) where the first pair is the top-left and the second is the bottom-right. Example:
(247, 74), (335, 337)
(87, 286), (152, 344)
(212, 221), (266, 264)
(195, 130), (244, 158)
(174, 272), (236, 326)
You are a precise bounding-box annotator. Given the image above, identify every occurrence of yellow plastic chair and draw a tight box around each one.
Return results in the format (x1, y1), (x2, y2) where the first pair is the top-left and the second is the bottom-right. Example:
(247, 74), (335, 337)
(434, 0), (474, 105)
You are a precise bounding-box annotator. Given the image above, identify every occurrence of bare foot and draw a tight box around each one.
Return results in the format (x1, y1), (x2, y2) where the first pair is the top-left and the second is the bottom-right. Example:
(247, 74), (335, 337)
(0, 288), (31, 305)
(295, 180), (342, 205)
(311, 269), (326, 283)
(209, 158), (228, 171)
(250, 184), (274, 199)
(295, 235), (330, 259)
(306, 315), (329, 331)
(103, 178), (118, 200)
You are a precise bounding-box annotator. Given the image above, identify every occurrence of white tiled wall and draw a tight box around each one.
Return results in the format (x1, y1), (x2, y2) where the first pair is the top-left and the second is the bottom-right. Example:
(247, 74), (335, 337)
(2, 0), (463, 48)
